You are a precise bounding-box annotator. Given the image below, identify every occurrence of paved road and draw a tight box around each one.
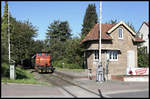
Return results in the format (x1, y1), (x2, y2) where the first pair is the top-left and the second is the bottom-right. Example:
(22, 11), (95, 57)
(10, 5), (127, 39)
(2, 69), (149, 98)
(1, 83), (101, 98)
(105, 90), (149, 98)
(1, 83), (73, 98)
(73, 78), (149, 94)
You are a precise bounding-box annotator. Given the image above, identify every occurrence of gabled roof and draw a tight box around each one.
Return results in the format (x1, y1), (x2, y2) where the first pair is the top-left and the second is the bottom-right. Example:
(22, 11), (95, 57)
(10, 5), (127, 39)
(144, 21), (149, 27)
(107, 21), (136, 35)
(81, 21), (144, 43)
(81, 23), (115, 43)
(137, 21), (149, 35)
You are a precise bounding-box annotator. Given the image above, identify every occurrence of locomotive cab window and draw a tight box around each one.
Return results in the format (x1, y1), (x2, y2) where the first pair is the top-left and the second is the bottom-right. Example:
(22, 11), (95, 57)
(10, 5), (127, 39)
(38, 53), (42, 56)
(45, 53), (48, 56)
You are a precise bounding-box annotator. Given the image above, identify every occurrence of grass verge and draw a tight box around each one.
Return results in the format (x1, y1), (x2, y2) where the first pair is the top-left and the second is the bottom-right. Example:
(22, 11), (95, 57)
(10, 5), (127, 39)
(2, 64), (50, 86)
(55, 67), (85, 72)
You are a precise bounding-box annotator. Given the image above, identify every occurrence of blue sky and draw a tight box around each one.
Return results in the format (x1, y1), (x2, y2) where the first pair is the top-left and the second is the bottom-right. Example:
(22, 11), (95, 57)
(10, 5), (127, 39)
(1, 1), (149, 40)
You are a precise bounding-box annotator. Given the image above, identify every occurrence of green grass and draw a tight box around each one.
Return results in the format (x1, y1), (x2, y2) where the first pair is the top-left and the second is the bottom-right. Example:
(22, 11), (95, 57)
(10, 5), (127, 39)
(2, 63), (50, 86)
(2, 77), (48, 85)
(2, 77), (51, 86)
(55, 67), (85, 72)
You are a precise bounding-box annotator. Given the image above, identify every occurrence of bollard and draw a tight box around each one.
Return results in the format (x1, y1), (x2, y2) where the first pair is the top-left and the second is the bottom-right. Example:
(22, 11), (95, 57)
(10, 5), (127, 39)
(88, 69), (92, 80)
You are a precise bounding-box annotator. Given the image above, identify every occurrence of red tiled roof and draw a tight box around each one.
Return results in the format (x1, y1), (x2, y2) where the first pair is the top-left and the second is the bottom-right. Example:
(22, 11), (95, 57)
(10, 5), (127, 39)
(81, 23), (116, 43)
(134, 36), (145, 42)
(81, 23), (145, 43)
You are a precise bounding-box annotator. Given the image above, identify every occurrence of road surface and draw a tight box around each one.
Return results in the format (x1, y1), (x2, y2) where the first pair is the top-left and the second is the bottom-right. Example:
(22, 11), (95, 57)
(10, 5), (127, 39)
(105, 89), (149, 98)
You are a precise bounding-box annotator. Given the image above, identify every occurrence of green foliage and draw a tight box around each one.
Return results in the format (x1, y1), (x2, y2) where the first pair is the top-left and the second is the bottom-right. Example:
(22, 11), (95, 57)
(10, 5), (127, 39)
(125, 21), (136, 33)
(81, 4), (98, 39)
(55, 67), (85, 72)
(52, 60), (82, 69)
(15, 66), (28, 79)
(64, 38), (84, 66)
(45, 20), (72, 62)
(10, 20), (38, 63)
(45, 20), (72, 44)
(105, 19), (118, 24)
(1, 63), (27, 79)
(1, 1), (9, 64)
(104, 19), (136, 33)
(138, 47), (149, 67)
(1, 63), (9, 77)
(31, 40), (45, 54)
(1, 2), (38, 66)
(51, 38), (83, 69)
(45, 20), (71, 60)
(51, 38), (84, 69)
(45, 20), (84, 69)
(2, 66), (50, 85)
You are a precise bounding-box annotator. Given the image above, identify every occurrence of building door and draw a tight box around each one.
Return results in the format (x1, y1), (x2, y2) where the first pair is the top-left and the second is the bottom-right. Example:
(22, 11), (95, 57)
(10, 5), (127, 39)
(127, 50), (135, 68)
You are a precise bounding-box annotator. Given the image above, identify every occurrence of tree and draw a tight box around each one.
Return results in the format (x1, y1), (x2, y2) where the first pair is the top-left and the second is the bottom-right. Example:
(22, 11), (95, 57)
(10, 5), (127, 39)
(65, 38), (83, 68)
(45, 20), (72, 62)
(58, 21), (72, 41)
(81, 4), (98, 39)
(9, 19), (38, 64)
(125, 21), (136, 33)
(51, 37), (84, 69)
(105, 19), (136, 33)
(1, 1), (9, 63)
(1, 1), (15, 63)
(138, 47), (149, 67)
(31, 40), (45, 54)
(105, 19), (118, 24)
(45, 20), (72, 45)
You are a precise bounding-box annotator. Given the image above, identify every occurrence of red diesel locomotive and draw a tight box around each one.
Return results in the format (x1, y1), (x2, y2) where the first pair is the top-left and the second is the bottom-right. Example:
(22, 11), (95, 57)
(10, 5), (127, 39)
(34, 52), (55, 73)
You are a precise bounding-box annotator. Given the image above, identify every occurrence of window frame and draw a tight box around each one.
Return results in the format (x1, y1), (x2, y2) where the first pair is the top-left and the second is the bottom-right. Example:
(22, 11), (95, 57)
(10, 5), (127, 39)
(45, 53), (49, 56)
(107, 50), (118, 61)
(38, 53), (42, 56)
(94, 50), (99, 62)
(118, 27), (123, 39)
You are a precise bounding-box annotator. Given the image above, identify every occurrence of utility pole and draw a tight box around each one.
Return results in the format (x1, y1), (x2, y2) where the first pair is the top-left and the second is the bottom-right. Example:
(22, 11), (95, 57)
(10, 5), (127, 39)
(99, 1), (102, 63)
(8, 3), (16, 80)
(8, 3), (10, 64)
(96, 1), (104, 82)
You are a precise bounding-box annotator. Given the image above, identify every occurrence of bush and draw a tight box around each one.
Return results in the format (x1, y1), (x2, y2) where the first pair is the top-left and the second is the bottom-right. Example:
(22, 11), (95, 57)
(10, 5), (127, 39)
(1, 63), (28, 79)
(1, 63), (9, 77)
(52, 59), (82, 69)
(15, 66), (28, 79)
(65, 63), (82, 69)
(138, 47), (149, 67)
(138, 53), (149, 67)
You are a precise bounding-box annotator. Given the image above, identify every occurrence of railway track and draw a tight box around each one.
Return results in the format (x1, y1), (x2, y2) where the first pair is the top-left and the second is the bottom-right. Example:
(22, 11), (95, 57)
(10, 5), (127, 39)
(41, 73), (77, 97)
(31, 70), (101, 98)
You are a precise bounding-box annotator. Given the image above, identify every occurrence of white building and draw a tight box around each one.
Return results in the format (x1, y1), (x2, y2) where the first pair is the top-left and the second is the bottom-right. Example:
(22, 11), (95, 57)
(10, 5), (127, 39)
(137, 21), (149, 53)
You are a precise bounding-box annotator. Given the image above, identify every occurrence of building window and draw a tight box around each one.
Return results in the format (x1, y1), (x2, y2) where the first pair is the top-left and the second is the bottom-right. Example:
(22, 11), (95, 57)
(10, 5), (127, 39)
(107, 50), (118, 61)
(118, 28), (123, 39)
(94, 50), (99, 61)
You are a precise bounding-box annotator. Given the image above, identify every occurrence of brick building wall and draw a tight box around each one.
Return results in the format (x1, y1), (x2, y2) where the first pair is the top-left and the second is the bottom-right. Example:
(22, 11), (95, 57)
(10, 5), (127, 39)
(85, 25), (138, 77)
